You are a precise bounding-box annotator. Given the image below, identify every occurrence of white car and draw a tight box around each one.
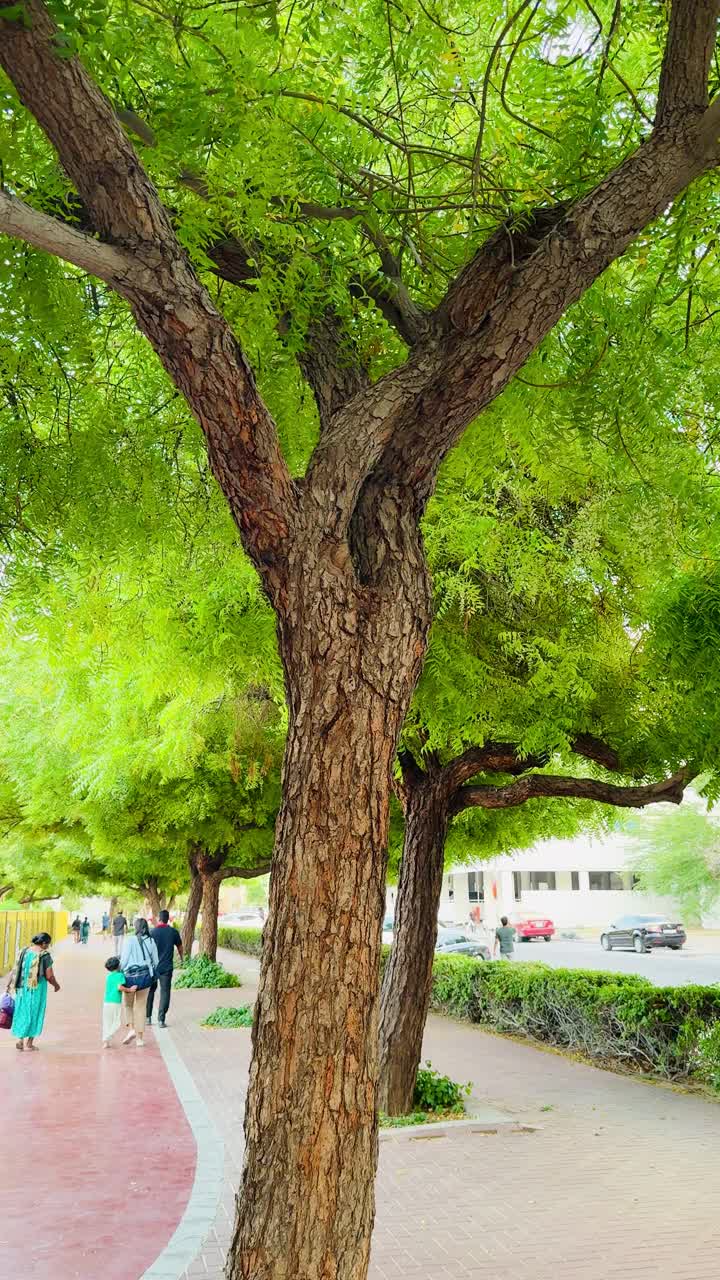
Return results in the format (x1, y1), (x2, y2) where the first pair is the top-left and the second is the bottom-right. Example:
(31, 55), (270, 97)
(218, 909), (265, 928)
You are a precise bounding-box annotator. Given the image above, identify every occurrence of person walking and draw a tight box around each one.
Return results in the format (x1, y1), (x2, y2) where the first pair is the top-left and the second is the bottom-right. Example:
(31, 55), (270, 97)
(120, 918), (158, 1048)
(80, 917), (91, 945)
(71, 916), (81, 944)
(10, 932), (60, 1051)
(147, 909), (183, 1029)
(493, 916), (516, 960)
(101, 912), (110, 938)
(101, 956), (136, 1048)
(112, 908), (128, 957)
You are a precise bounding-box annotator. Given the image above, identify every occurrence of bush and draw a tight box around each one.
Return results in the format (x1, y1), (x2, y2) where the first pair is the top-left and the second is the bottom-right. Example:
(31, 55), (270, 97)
(217, 926), (263, 956)
(202, 1004), (254, 1028)
(429, 955), (720, 1083)
(413, 1061), (471, 1112)
(175, 954), (240, 989)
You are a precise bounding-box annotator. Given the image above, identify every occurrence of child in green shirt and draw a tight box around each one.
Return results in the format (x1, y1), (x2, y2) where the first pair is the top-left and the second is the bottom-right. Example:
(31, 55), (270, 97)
(102, 955), (136, 1048)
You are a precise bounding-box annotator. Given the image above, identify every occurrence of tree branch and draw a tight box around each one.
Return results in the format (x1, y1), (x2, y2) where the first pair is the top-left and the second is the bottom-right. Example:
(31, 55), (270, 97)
(656, 0), (718, 127)
(0, 191), (138, 285)
(348, 1), (720, 519)
(0, 0), (296, 594)
(451, 769), (691, 815)
(219, 863), (272, 882)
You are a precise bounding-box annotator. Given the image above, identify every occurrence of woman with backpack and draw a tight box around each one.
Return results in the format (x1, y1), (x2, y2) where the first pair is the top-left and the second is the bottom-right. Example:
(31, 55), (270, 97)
(10, 932), (60, 1051)
(119, 917), (158, 1048)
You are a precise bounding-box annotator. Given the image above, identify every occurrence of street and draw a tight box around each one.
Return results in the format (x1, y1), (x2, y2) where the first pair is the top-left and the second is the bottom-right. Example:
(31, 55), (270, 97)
(510, 936), (720, 985)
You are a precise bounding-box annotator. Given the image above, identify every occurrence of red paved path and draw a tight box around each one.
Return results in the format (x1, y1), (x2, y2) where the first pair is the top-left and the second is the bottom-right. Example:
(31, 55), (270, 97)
(1, 937), (196, 1280)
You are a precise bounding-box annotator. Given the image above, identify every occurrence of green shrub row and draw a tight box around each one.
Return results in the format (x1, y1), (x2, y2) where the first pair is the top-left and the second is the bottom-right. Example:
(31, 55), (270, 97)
(217, 926), (264, 956)
(430, 954), (720, 1085)
(202, 1004), (254, 1028)
(215, 927), (720, 1085)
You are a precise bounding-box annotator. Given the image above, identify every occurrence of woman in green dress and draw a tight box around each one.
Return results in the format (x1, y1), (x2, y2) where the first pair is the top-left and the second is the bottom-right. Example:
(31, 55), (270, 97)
(11, 932), (60, 1051)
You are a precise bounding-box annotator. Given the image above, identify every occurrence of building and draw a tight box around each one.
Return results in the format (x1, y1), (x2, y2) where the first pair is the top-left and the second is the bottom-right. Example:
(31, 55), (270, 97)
(439, 829), (681, 931)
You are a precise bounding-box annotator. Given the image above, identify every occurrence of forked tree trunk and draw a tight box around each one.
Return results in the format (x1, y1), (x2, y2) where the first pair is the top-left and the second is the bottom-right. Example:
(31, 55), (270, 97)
(378, 776), (449, 1115)
(227, 546), (431, 1280)
(181, 853), (202, 956)
(199, 870), (221, 960)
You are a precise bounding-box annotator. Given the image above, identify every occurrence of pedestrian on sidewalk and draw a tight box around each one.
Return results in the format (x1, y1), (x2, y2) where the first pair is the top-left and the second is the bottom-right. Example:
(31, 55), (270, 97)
(80, 917), (91, 945)
(101, 912), (110, 938)
(71, 916), (81, 944)
(493, 916), (516, 960)
(112, 908), (128, 957)
(102, 956), (136, 1048)
(147, 909), (183, 1029)
(10, 932), (60, 1051)
(120, 918), (158, 1048)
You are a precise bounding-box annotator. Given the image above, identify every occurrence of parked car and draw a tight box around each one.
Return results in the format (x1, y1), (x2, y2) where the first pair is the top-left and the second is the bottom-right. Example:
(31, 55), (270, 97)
(218, 908), (266, 928)
(510, 915), (555, 942)
(435, 928), (491, 960)
(600, 915), (686, 954)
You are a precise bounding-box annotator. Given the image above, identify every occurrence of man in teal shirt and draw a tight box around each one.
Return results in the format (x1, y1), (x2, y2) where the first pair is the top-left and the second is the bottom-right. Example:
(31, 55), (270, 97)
(493, 916), (516, 959)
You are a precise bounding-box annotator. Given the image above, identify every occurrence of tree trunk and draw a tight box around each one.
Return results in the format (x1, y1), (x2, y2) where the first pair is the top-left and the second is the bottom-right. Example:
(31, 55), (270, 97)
(144, 878), (162, 919)
(378, 776), (449, 1115)
(226, 541), (431, 1280)
(181, 852), (202, 956)
(199, 870), (221, 960)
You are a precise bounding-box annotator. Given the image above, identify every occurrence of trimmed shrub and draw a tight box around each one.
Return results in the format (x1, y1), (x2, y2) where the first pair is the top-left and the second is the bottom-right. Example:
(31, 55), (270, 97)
(202, 1004), (254, 1028)
(430, 956), (720, 1082)
(175, 954), (240, 989)
(218, 926), (263, 956)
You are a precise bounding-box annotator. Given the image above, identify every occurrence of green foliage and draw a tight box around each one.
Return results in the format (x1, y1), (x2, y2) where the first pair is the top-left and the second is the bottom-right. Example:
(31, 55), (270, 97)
(217, 926), (264, 956)
(175, 954), (240, 989)
(202, 1004), (254, 1028)
(626, 804), (720, 923)
(429, 955), (720, 1084)
(413, 1062), (471, 1114)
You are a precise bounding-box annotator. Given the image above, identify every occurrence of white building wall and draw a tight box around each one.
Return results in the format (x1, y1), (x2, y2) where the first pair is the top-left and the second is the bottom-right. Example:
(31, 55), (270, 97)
(438, 827), (685, 930)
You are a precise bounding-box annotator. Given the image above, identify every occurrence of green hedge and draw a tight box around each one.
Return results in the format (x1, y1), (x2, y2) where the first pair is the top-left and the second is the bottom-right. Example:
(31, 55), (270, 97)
(218, 926), (264, 956)
(215, 927), (720, 1086)
(431, 955), (720, 1084)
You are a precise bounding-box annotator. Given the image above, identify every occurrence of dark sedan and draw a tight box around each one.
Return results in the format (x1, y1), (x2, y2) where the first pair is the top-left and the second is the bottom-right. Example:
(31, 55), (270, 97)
(435, 929), (491, 961)
(600, 915), (686, 954)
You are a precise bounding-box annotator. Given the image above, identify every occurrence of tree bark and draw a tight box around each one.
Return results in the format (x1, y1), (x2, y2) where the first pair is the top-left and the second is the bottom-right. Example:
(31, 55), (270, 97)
(378, 772), (449, 1115)
(181, 851), (202, 956)
(227, 537), (431, 1280)
(144, 878), (162, 919)
(199, 869), (222, 961)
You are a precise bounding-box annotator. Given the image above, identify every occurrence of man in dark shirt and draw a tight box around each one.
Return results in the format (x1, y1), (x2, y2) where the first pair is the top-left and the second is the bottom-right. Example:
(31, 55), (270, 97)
(146, 910), (183, 1028)
(112, 910), (128, 957)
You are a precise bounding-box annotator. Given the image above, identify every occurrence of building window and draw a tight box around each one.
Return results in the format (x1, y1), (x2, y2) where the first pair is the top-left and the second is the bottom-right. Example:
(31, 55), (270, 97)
(513, 871), (522, 902)
(589, 871), (624, 891)
(448, 874), (454, 901)
(520, 871), (557, 891)
(468, 871), (484, 902)
(571, 871), (580, 891)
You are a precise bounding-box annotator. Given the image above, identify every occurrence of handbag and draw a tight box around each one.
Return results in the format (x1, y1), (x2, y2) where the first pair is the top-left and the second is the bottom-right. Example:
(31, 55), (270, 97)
(0, 991), (14, 1031)
(124, 937), (154, 991)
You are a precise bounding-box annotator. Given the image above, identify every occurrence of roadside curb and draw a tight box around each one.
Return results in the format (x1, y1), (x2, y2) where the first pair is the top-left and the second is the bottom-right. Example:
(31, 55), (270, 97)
(142, 1026), (225, 1280)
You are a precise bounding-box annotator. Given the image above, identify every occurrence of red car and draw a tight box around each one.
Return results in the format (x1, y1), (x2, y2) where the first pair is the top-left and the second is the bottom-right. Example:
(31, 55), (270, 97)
(511, 915), (555, 942)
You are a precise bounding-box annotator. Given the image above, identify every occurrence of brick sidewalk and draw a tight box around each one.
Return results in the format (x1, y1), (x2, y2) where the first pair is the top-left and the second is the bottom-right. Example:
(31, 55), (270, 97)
(1, 936), (196, 1280)
(164, 948), (720, 1280)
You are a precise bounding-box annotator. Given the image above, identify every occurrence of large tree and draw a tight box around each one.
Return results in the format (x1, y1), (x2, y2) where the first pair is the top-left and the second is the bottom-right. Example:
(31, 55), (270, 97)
(2, 3), (720, 1276)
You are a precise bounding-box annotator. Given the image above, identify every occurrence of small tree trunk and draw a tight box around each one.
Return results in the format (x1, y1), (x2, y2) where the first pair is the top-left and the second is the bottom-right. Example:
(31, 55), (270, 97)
(199, 870), (221, 960)
(181, 852), (202, 955)
(378, 775), (449, 1115)
(227, 541), (431, 1280)
(109, 895), (118, 918)
(144, 878), (162, 919)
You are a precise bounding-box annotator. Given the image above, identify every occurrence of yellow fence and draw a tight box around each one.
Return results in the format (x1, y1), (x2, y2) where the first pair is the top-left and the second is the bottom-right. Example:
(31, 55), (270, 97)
(0, 910), (69, 976)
